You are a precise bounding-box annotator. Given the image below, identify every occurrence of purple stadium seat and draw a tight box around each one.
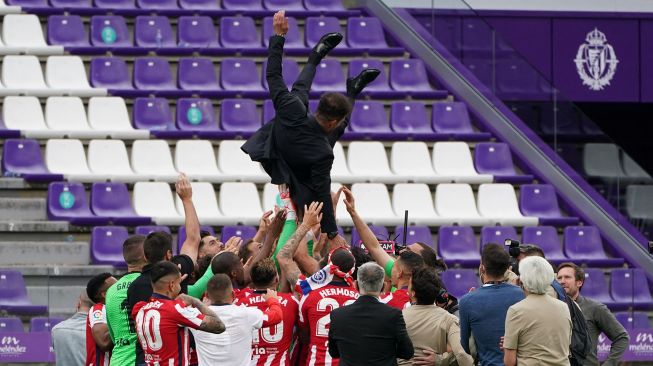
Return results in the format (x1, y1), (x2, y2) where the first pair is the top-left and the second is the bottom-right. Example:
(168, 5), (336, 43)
(438, 226), (480, 266)
(91, 183), (152, 226)
(48, 15), (90, 47)
(347, 17), (402, 56)
(176, 98), (218, 133)
(440, 269), (480, 298)
(134, 57), (176, 92)
(91, 226), (129, 266)
(432, 102), (480, 138)
(616, 312), (651, 329)
(178, 16), (219, 49)
(349, 101), (391, 137)
(263, 0), (304, 11)
(393, 226), (434, 247)
(304, 0), (344, 10)
(582, 268), (617, 308)
(305, 17), (348, 50)
(220, 225), (258, 243)
(609, 269), (647, 311)
(220, 17), (262, 52)
(390, 102), (432, 135)
(48, 182), (109, 225)
(30, 317), (64, 332)
(311, 59), (346, 93)
(6, 0), (47, 6)
(2, 139), (63, 182)
(480, 226), (517, 248)
(519, 184), (579, 226)
(0, 270), (47, 315)
(348, 59), (395, 97)
(351, 225), (389, 248)
(135, 16), (175, 48)
(521, 226), (568, 263)
(263, 16), (304, 50)
(90, 16), (132, 48)
(51, 0), (92, 9)
(221, 0), (263, 10)
(178, 58), (220, 92)
(474, 142), (533, 183)
(135, 225), (171, 236)
(178, 225), (215, 253)
(496, 58), (545, 99)
(563, 226), (624, 267)
(0, 318), (23, 332)
(90, 57), (133, 90)
(390, 59), (440, 97)
(309, 100), (319, 113)
(220, 58), (266, 97)
(220, 99), (261, 135)
(262, 59), (300, 91)
(133, 97), (174, 131)
(94, 0), (135, 10)
(632, 269), (653, 310)
(179, 0), (219, 10)
(137, 0), (178, 10)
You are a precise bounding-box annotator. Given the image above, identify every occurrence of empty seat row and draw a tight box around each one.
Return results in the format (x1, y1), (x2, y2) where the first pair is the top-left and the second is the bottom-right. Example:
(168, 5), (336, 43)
(49, 15), (402, 56)
(11, 0), (351, 14)
(0, 14), (63, 55)
(626, 185), (653, 222)
(88, 56), (445, 99)
(5, 139), (532, 186)
(582, 143), (652, 182)
(0, 317), (64, 332)
(0, 270), (47, 315)
(0, 55), (106, 97)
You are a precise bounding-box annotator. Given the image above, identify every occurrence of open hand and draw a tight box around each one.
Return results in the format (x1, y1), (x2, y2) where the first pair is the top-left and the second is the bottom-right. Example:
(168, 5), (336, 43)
(222, 236), (242, 255)
(331, 186), (343, 216)
(302, 201), (323, 228)
(273, 10), (289, 36)
(412, 349), (436, 366)
(342, 186), (355, 214)
(175, 173), (192, 201)
(269, 207), (288, 237)
(258, 210), (273, 233)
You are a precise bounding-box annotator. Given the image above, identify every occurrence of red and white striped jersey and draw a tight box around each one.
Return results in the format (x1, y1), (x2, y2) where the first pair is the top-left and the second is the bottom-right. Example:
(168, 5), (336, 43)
(380, 288), (412, 310)
(86, 303), (110, 366)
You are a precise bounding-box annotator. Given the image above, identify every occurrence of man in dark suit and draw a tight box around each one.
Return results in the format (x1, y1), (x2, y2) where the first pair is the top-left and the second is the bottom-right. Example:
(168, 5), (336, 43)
(242, 10), (379, 244)
(329, 262), (414, 366)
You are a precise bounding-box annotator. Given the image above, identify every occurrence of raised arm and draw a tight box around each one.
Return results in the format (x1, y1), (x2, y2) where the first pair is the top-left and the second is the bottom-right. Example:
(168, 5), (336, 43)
(278, 202), (323, 289)
(176, 173), (200, 264)
(253, 210), (273, 244)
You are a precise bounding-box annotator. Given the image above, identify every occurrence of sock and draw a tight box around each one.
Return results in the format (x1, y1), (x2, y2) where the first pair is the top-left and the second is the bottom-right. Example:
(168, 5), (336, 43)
(278, 189), (297, 221)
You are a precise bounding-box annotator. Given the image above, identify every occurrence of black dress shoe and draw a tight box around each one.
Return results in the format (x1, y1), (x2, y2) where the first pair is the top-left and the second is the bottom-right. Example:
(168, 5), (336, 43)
(313, 32), (343, 59)
(347, 68), (381, 96)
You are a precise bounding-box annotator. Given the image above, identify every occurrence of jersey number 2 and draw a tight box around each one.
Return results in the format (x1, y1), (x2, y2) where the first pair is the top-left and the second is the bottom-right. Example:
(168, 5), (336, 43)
(315, 298), (355, 337)
(135, 310), (163, 351)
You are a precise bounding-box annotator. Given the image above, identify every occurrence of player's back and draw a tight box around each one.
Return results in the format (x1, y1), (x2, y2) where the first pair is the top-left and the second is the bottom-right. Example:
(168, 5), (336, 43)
(237, 289), (299, 366)
(299, 284), (359, 366)
(105, 272), (140, 366)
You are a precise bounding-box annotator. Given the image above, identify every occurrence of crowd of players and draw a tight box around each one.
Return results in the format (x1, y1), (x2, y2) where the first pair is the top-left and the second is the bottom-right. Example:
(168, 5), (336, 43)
(62, 172), (632, 366)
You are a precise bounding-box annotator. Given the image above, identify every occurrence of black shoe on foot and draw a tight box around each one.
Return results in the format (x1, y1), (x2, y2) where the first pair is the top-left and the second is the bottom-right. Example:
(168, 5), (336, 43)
(347, 68), (381, 96)
(313, 32), (343, 59)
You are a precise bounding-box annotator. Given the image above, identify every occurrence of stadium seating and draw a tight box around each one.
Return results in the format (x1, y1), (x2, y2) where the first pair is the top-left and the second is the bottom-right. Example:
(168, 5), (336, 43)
(47, 182), (109, 225)
(91, 226), (129, 265)
(351, 225), (389, 248)
(0, 270), (48, 315)
(438, 226), (480, 266)
(480, 226), (518, 248)
(581, 268), (618, 309)
(135, 225), (171, 236)
(615, 312), (651, 329)
(518, 184), (579, 226)
(90, 182), (151, 225)
(221, 225), (258, 243)
(175, 182), (223, 225)
(563, 226), (624, 267)
(29, 317), (63, 332)
(133, 182), (183, 225)
(177, 225), (214, 253)
(440, 269), (481, 298)
(1, 139), (63, 182)
(521, 226), (568, 263)
(474, 142), (534, 183)
(477, 184), (538, 226)
(0, 317), (24, 332)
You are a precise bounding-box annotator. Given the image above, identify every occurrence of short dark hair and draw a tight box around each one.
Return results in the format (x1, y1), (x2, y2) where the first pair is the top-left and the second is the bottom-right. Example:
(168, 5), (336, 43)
(520, 244), (545, 258)
(397, 251), (424, 275)
(316, 92), (352, 122)
(414, 243), (447, 273)
(250, 258), (277, 287)
(331, 248), (355, 274)
(86, 272), (113, 303)
(206, 274), (232, 303)
(238, 239), (255, 263)
(211, 252), (241, 277)
(481, 243), (511, 278)
(198, 231), (213, 251)
(411, 267), (444, 305)
(351, 246), (373, 279)
(144, 232), (173, 264)
(123, 235), (145, 265)
(557, 262), (585, 288)
(150, 261), (180, 285)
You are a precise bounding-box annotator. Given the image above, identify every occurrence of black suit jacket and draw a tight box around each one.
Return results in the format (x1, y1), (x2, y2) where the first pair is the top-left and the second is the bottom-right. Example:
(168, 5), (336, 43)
(241, 35), (345, 233)
(328, 295), (414, 366)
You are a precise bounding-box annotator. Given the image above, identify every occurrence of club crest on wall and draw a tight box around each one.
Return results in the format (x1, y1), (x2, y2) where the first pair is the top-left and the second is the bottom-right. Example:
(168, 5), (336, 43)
(574, 28), (619, 91)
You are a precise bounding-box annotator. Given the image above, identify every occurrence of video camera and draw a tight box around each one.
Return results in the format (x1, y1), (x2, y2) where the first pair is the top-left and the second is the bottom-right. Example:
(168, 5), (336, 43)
(504, 239), (522, 276)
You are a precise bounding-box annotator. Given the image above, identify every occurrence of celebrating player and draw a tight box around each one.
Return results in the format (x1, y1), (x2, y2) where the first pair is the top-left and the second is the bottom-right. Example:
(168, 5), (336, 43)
(86, 272), (117, 366)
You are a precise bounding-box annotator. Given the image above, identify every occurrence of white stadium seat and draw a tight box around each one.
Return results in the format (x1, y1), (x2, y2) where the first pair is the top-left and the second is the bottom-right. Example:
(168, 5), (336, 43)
(133, 182), (183, 225)
(45, 56), (106, 97)
(45, 97), (98, 138)
(331, 182), (351, 226)
(219, 182), (263, 225)
(217, 141), (269, 183)
(87, 97), (149, 139)
(350, 183), (398, 225)
(331, 142), (353, 183)
(432, 142), (492, 183)
(392, 183), (443, 225)
(435, 183), (490, 226)
(262, 183), (279, 213)
(131, 140), (178, 182)
(175, 182), (224, 225)
(3, 96), (60, 138)
(45, 139), (99, 182)
(2, 15), (63, 55)
(87, 140), (138, 182)
(174, 140), (222, 182)
(477, 183), (538, 226)
(2, 55), (50, 96)
(390, 142), (439, 183)
(0, 3), (22, 15)
(347, 142), (400, 183)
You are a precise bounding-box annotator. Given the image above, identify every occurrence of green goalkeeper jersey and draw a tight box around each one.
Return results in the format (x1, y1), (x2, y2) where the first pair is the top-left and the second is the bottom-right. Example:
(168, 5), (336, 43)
(105, 272), (141, 366)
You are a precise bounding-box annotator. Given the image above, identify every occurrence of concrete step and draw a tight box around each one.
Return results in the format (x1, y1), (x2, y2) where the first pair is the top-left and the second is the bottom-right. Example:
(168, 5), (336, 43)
(0, 198), (47, 221)
(0, 220), (70, 232)
(27, 285), (86, 317)
(0, 241), (89, 265)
